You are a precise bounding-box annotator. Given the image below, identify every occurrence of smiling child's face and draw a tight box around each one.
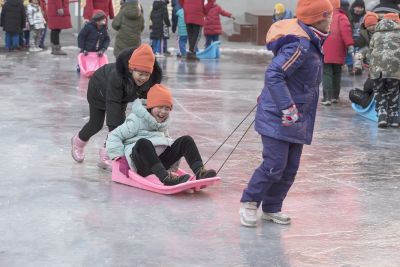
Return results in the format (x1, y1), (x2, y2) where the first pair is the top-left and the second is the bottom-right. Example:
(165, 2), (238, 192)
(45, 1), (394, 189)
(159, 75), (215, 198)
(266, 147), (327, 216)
(151, 106), (171, 123)
(132, 70), (151, 86)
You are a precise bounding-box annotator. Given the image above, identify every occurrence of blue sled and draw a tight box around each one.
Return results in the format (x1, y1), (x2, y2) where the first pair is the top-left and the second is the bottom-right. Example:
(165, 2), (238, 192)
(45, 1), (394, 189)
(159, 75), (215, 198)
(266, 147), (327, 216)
(352, 97), (378, 122)
(196, 41), (221, 59)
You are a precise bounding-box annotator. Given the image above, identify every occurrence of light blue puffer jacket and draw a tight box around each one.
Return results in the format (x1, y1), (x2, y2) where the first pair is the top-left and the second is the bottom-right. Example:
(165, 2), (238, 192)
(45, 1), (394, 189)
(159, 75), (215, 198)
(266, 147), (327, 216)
(106, 99), (174, 170)
(176, 8), (187, 36)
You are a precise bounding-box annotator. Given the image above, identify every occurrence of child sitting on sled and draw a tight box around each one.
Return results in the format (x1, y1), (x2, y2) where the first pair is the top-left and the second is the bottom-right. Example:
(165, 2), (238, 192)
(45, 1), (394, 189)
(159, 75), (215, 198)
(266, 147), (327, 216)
(106, 84), (217, 186)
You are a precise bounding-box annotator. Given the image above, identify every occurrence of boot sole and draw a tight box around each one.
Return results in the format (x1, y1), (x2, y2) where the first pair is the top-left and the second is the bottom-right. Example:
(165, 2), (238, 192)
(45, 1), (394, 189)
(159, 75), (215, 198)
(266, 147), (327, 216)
(71, 137), (84, 163)
(262, 214), (291, 225)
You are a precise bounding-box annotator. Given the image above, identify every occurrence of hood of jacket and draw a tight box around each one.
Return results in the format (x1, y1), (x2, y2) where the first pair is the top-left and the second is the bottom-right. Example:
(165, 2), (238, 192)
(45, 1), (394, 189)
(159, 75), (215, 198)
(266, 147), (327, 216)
(375, 18), (399, 31)
(130, 99), (170, 132)
(266, 19), (322, 55)
(152, 1), (165, 11)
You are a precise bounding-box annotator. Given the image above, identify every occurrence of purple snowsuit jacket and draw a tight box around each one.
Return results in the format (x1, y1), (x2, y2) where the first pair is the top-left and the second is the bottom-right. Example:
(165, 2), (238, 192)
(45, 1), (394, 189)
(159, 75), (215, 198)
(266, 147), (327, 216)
(255, 19), (324, 145)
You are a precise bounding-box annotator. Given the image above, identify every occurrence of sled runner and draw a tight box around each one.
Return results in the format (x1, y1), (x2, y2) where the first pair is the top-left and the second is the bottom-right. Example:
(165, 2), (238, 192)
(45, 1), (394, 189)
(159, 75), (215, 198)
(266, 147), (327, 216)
(352, 97), (378, 122)
(78, 52), (109, 78)
(111, 160), (221, 195)
(196, 41), (221, 59)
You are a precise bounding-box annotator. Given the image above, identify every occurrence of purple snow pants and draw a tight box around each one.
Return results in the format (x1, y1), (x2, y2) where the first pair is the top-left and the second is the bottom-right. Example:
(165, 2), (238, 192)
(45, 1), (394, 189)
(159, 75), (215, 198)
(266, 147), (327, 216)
(241, 135), (303, 213)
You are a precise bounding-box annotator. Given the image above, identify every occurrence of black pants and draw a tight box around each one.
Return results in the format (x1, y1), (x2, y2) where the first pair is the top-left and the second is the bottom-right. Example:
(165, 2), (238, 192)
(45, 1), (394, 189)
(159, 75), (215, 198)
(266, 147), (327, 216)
(50, 29), (61, 45)
(373, 78), (400, 116)
(186, 23), (201, 53)
(131, 136), (203, 179)
(78, 104), (119, 142)
(322, 63), (342, 100)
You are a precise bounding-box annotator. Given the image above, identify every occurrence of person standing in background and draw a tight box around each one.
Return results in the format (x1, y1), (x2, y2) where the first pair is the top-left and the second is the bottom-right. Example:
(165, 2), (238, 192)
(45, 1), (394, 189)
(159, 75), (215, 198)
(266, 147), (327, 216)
(83, 0), (114, 21)
(272, 3), (293, 23)
(0, 0), (26, 51)
(179, 0), (206, 60)
(47, 0), (72, 55)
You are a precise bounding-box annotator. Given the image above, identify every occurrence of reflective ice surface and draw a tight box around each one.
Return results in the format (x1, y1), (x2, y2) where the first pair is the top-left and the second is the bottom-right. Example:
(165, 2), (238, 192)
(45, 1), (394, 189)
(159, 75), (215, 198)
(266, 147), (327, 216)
(0, 50), (399, 267)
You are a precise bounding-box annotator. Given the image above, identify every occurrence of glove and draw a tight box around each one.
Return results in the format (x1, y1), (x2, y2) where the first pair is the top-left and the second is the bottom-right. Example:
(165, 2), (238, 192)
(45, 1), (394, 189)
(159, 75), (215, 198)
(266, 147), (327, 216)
(348, 45), (355, 55)
(97, 49), (105, 57)
(57, 8), (64, 16)
(82, 50), (88, 56)
(281, 105), (299, 126)
(118, 156), (130, 177)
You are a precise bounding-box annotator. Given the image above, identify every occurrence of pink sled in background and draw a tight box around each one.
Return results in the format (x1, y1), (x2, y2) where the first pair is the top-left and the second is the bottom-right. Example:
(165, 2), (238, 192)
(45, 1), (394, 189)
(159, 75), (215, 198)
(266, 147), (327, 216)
(111, 160), (221, 195)
(78, 52), (109, 78)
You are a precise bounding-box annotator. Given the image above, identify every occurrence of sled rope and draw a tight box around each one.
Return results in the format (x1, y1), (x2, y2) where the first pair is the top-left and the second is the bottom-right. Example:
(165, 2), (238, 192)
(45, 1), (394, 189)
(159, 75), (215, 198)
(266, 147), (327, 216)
(204, 104), (257, 174)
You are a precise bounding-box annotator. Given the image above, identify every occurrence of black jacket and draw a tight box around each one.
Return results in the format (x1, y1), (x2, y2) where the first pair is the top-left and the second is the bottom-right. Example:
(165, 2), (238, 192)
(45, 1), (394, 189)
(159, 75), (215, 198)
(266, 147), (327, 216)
(77, 21), (110, 52)
(150, 1), (171, 39)
(373, 0), (400, 14)
(0, 0), (26, 33)
(87, 47), (163, 128)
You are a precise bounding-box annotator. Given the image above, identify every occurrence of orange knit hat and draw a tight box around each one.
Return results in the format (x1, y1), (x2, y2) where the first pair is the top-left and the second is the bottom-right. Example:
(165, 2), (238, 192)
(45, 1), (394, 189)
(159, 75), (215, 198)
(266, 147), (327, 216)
(128, 44), (155, 73)
(329, 0), (340, 9)
(296, 0), (333, 25)
(147, 84), (173, 110)
(363, 12), (379, 27)
(383, 13), (400, 24)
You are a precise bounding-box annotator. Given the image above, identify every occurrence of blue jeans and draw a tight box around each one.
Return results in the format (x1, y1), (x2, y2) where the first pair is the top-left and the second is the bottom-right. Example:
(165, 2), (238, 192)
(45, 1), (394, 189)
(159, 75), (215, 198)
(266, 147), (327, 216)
(205, 34), (219, 48)
(152, 39), (162, 54)
(178, 36), (188, 56)
(5, 32), (20, 49)
(163, 38), (168, 53)
(241, 135), (303, 213)
(39, 25), (47, 48)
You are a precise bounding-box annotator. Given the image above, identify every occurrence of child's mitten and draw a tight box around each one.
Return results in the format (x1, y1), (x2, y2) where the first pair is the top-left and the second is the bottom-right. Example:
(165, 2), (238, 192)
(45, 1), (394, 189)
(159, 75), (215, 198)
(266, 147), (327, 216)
(281, 105), (299, 126)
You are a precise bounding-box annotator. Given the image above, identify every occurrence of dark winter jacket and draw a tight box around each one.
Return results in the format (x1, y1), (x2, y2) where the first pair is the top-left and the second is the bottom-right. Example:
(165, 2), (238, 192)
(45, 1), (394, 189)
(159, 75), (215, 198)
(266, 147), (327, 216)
(257, 19), (324, 145)
(150, 1), (171, 39)
(47, 0), (72, 29)
(112, 1), (144, 57)
(0, 0), (26, 33)
(373, 0), (400, 14)
(349, 0), (366, 38)
(355, 25), (372, 48)
(204, 0), (232, 36)
(179, 0), (206, 26)
(87, 47), (162, 129)
(83, 0), (114, 20)
(78, 21), (110, 52)
(171, 0), (181, 33)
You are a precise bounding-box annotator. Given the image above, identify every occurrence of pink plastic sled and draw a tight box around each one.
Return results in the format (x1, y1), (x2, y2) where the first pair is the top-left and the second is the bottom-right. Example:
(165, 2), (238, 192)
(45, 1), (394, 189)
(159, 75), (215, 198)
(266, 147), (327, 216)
(111, 160), (221, 195)
(78, 52), (109, 78)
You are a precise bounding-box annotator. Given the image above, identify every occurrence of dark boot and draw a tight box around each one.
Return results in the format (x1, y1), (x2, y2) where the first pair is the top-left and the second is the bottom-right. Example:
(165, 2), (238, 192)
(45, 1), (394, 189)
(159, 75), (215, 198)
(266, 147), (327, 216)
(186, 52), (199, 61)
(51, 44), (67, 55)
(195, 167), (217, 180)
(378, 113), (388, 128)
(389, 112), (400, 128)
(150, 163), (190, 186)
(162, 173), (191, 186)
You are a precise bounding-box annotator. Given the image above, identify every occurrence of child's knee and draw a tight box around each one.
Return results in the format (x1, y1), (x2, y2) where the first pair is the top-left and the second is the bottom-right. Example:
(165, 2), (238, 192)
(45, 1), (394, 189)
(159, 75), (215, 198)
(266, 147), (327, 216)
(181, 135), (194, 143)
(135, 138), (153, 150)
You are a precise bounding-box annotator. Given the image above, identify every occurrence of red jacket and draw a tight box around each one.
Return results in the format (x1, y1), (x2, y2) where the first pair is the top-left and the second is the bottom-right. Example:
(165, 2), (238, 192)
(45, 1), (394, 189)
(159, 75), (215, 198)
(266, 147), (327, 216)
(39, 0), (47, 22)
(179, 0), (205, 26)
(323, 9), (354, 64)
(47, 0), (72, 29)
(204, 2), (231, 35)
(83, 0), (114, 20)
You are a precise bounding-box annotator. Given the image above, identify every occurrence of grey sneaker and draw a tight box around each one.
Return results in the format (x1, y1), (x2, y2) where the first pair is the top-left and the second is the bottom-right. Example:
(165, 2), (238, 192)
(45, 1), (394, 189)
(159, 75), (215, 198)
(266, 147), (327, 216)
(239, 202), (258, 227)
(331, 98), (339, 104)
(262, 212), (291, 225)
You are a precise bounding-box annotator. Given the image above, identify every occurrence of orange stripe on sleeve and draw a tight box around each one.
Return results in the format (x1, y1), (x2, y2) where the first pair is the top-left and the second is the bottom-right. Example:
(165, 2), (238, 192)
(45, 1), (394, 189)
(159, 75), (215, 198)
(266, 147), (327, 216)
(282, 47), (301, 71)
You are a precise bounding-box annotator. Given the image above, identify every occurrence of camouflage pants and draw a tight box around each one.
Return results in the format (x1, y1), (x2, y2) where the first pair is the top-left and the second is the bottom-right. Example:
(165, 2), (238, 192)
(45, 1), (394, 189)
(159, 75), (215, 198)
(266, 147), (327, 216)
(373, 78), (400, 116)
